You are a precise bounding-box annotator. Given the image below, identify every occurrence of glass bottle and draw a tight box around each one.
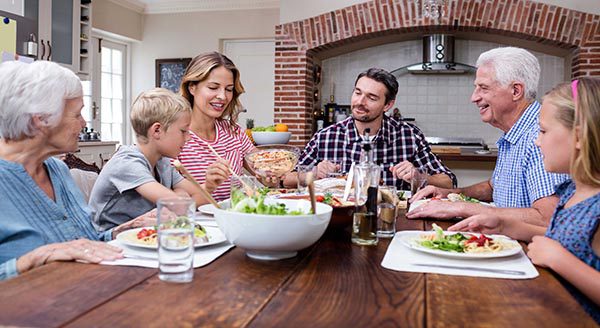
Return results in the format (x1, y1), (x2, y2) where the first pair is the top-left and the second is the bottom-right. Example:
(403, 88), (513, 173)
(352, 128), (380, 246)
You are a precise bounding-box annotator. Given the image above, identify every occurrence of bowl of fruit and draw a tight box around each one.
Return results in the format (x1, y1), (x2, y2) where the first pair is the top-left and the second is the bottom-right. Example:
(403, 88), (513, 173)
(251, 124), (291, 145)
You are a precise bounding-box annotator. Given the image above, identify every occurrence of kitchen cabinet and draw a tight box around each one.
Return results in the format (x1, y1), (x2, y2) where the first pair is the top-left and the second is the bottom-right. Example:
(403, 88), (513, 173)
(76, 141), (118, 168)
(24, 0), (91, 79)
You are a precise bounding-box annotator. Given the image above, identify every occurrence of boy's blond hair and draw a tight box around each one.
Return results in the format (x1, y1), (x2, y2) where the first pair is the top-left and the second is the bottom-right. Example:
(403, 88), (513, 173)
(130, 88), (191, 143)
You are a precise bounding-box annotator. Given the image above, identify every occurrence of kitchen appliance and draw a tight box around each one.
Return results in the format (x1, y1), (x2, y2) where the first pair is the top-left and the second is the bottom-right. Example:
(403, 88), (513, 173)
(426, 137), (488, 150)
(391, 34), (476, 76)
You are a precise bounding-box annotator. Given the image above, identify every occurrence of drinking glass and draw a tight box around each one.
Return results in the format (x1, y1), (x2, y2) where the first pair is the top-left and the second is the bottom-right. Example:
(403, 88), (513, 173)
(157, 197), (196, 283)
(410, 167), (428, 196)
(377, 185), (398, 238)
(297, 164), (314, 194)
(230, 175), (259, 203)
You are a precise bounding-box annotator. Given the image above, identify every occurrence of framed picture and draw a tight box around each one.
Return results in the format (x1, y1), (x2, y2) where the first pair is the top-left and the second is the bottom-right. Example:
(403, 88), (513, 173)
(155, 58), (192, 93)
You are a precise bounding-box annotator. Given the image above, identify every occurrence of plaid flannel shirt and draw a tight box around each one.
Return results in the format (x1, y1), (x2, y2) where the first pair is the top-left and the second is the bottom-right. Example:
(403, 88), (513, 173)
(298, 116), (457, 190)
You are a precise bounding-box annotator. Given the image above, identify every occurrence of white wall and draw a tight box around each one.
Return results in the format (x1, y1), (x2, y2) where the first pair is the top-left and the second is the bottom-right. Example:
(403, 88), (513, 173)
(0, 0), (23, 16)
(321, 39), (565, 147)
(280, 0), (600, 24)
(93, 0), (144, 41)
(130, 8), (279, 106)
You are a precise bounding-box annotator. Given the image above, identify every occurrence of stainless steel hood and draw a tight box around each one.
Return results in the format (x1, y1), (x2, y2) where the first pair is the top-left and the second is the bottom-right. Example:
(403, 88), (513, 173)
(391, 34), (476, 77)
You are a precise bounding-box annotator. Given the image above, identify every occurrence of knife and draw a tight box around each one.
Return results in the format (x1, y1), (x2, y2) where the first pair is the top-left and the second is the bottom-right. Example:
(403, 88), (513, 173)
(411, 263), (526, 276)
(342, 162), (355, 202)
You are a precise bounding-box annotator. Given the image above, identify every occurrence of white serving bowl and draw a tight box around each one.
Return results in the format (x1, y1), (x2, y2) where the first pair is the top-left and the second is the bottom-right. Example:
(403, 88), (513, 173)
(213, 199), (332, 260)
(251, 131), (291, 145)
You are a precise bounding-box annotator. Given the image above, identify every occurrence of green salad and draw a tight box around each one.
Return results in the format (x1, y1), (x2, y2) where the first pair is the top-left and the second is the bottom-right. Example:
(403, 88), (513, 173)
(418, 224), (468, 253)
(230, 188), (305, 215)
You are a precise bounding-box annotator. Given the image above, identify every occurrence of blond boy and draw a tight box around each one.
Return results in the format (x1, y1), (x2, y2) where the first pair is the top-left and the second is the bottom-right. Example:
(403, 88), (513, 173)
(89, 88), (228, 231)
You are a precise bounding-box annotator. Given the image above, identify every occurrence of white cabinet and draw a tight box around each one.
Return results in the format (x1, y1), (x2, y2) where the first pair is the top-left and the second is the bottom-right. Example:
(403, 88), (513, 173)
(25, 0), (91, 79)
(76, 141), (118, 168)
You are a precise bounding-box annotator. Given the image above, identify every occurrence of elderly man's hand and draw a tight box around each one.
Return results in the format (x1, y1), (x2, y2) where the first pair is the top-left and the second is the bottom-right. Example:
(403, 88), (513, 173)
(410, 185), (451, 202)
(405, 200), (468, 220)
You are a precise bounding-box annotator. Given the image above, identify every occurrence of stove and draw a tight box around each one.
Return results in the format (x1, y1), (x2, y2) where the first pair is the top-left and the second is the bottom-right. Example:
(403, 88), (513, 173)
(426, 137), (487, 150)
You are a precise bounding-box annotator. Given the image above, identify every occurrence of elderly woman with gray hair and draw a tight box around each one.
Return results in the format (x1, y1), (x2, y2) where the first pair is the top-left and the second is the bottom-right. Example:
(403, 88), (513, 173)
(0, 60), (154, 280)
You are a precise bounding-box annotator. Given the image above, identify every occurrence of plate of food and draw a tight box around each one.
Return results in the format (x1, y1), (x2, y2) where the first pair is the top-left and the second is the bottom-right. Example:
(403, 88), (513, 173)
(408, 193), (491, 212)
(116, 224), (227, 249)
(276, 192), (354, 208)
(197, 204), (216, 216)
(400, 224), (522, 259)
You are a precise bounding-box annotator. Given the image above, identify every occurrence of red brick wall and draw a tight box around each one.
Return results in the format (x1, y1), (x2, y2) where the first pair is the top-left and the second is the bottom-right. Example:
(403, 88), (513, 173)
(274, 0), (600, 145)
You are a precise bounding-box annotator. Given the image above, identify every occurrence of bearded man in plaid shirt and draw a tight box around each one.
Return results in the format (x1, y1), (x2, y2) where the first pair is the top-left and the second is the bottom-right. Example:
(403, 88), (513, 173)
(283, 67), (456, 191)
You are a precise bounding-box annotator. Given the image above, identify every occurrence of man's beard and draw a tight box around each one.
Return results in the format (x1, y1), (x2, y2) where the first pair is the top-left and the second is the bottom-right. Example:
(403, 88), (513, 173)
(352, 106), (380, 123)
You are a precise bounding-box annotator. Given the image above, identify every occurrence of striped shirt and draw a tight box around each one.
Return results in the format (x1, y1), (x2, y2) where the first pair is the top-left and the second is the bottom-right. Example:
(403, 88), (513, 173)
(177, 120), (255, 201)
(298, 116), (457, 190)
(491, 101), (569, 207)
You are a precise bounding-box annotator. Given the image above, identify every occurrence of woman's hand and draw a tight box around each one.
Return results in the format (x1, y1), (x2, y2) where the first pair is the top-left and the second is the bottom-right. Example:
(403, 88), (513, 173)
(527, 236), (569, 269)
(204, 158), (231, 193)
(16, 239), (123, 274)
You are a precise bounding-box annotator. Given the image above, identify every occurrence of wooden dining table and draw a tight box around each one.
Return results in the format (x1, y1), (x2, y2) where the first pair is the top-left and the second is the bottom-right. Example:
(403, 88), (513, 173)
(0, 215), (596, 327)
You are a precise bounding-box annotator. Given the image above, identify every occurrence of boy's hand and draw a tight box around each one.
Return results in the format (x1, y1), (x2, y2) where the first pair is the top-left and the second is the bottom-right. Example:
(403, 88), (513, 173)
(205, 158), (230, 193)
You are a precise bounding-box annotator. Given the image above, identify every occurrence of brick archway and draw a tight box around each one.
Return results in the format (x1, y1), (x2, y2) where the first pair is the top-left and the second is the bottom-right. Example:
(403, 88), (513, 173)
(274, 0), (600, 145)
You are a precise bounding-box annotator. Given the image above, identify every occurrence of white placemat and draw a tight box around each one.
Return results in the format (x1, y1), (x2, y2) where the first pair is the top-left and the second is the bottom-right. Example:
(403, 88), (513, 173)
(101, 239), (234, 269)
(381, 231), (539, 279)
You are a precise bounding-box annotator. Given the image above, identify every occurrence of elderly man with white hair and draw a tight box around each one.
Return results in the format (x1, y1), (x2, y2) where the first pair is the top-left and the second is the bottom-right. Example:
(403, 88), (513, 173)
(408, 47), (568, 225)
(0, 60), (155, 280)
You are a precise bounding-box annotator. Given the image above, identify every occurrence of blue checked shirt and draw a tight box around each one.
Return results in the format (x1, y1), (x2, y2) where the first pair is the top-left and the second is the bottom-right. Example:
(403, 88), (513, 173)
(491, 101), (569, 207)
(298, 116), (457, 190)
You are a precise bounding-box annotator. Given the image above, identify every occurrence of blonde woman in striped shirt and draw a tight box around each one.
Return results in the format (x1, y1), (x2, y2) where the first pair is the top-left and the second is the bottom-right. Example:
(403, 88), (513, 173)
(178, 52), (255, 201)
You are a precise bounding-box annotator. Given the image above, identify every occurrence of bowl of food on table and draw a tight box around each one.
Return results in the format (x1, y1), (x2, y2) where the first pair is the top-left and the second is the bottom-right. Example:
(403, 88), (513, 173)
(250, 124), (291, 145)
(212, 190), (332, 260)
(244, 144), (300, 180)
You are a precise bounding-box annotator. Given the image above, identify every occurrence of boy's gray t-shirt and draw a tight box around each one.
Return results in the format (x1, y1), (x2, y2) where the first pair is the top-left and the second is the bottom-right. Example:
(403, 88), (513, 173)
(89, 145), (184, 232)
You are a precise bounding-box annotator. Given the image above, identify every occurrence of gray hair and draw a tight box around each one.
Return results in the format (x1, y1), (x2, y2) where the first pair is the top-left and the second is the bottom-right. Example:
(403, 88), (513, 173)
(0, 60), (83, 140)
(476, 47), (540, 100)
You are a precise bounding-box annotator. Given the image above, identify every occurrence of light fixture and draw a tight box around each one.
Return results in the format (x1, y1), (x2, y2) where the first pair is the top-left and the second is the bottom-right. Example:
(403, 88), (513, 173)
(419, 0), (446, 20)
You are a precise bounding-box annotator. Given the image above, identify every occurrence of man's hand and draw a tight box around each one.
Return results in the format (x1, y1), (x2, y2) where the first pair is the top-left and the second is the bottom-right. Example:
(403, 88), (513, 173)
(410, 185), (452, 202)
(390, 160), (416, 182)
(315, 160), (339, 179)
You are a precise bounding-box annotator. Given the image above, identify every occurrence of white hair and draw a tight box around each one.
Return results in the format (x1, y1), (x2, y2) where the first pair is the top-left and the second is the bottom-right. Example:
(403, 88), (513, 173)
(0, 60), (82, 140)
(476, 47), (540, 100)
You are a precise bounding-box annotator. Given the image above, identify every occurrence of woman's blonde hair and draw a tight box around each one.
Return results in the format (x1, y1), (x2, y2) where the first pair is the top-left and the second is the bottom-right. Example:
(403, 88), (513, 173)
(544, 78), (600, 187)
(179, 52), (245, 133)
(130, 88), (191, 143)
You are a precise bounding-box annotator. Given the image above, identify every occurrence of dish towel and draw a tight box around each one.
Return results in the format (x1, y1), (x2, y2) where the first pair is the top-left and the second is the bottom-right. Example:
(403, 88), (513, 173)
(101, 239), (234, 269)
(381, 231), (539, 279)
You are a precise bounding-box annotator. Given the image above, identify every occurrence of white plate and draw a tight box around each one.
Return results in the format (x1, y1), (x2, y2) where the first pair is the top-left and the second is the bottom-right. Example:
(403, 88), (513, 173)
(408, 198), (492, 213)
(116, 226), (226, 249)
(198, 204), (216, 216)
(399, 231), (522, 259)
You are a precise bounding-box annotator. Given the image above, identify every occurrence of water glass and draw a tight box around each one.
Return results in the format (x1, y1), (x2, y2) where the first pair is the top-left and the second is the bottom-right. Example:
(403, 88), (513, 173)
(230, 175), (259, 202)
(377, 185), (398, 238)
(297, 164), (314, 194)
(157, 197), (196, 283)
(411, 167), (428, 196)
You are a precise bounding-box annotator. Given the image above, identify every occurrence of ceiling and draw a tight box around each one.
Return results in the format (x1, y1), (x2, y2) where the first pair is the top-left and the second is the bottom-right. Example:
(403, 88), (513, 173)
(118, 0), (280, 14)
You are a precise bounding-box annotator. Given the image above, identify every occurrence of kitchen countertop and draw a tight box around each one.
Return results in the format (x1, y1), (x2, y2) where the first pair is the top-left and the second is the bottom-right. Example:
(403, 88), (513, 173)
(433, 147), (497, 162)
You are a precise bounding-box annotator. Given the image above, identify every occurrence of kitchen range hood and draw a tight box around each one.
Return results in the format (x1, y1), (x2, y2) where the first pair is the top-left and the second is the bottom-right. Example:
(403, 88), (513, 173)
(391, 34), (476, 77)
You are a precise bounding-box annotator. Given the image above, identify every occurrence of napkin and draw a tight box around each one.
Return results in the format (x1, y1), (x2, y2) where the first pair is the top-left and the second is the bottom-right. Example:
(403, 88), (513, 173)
(381, 231), (539, 279)
(101, 239), (234, 269)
